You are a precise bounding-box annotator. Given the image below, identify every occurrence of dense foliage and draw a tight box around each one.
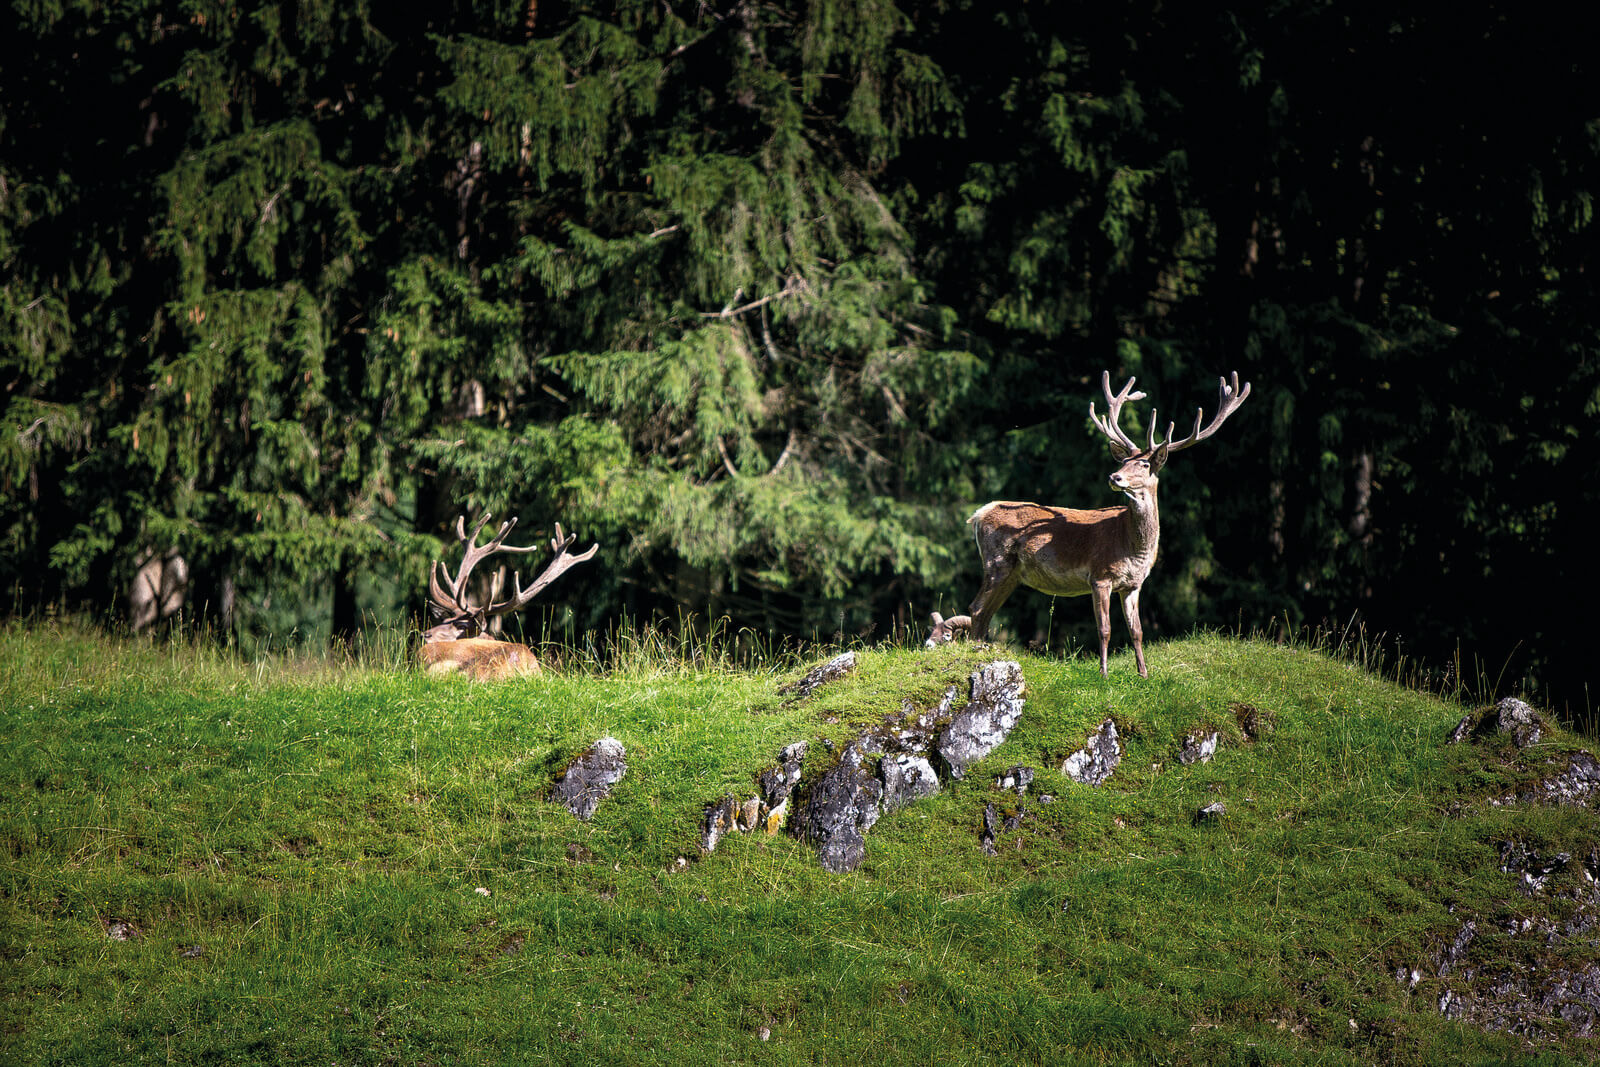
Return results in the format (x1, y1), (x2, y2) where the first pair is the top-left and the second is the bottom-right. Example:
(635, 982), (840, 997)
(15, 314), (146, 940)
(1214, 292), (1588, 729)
(2, 2), (1596, 716)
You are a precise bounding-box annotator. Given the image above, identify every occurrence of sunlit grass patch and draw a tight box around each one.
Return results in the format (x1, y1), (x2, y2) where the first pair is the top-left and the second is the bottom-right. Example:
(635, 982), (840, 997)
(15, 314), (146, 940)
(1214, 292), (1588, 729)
(2, 621), (1595, 1064)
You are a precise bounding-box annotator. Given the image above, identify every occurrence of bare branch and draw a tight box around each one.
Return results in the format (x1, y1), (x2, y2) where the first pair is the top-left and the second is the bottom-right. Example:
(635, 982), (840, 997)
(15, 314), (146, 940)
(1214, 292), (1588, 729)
(700, 275), (809, 320)
(715, 436), (740, 479)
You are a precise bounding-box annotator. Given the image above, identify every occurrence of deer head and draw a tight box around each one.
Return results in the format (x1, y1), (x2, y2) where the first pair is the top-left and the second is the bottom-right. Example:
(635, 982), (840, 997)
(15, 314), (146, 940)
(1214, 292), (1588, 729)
(423, 512), (598, 645)
(924, 611), (972, 649)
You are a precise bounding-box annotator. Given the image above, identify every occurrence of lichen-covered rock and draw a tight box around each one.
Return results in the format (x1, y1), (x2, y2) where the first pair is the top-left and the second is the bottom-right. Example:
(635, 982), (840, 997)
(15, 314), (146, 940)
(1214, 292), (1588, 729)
(1495, 696), (1544, 747)
(1178, 732), (1219, 766)
(880, 754), (940, 811)
(550, 737), (627, 820)
(758, 741), (808, 808)
(779, 651), (857, 701)
(1494, 751), (1600, 808)
(1062, 719), (1121, 786)
(794, 743), (884, 873)
(937, 660), (1026, 780)
(699, 795), (740, 852)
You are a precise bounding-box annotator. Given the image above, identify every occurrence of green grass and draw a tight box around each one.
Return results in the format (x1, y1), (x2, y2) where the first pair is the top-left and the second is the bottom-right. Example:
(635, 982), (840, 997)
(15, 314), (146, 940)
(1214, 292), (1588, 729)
(2, 621), (1595, 1064)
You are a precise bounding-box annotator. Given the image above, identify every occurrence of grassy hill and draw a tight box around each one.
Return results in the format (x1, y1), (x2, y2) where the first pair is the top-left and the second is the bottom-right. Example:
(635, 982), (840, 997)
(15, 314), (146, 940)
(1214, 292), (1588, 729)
(2, 623), (1596, 1064)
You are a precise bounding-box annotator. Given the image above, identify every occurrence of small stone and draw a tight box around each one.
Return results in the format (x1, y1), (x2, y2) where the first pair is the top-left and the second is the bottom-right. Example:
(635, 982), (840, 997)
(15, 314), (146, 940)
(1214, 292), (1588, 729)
(779, 651), (857, 701)
(475, 886), (491, 896)
(699, 795), (740, 853)
(551, 737), (628, 820)
(757, 1027), (771, 1041)
(994, 764), (1035, 796)
(1178, 732), (1219, 766)
(1063, 719), (1121, 786)
(739, 796), (762, 831)
(1194, 801), (1226, 824)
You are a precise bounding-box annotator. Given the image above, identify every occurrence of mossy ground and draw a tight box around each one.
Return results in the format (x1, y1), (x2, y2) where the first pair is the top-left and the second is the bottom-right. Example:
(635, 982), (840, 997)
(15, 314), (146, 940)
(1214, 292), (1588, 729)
(1, 622), (1594, 1064)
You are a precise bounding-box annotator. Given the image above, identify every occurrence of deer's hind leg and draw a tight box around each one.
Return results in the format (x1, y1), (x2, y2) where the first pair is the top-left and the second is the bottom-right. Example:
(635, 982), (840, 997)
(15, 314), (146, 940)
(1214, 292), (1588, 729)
(966, 557), (1023, 641)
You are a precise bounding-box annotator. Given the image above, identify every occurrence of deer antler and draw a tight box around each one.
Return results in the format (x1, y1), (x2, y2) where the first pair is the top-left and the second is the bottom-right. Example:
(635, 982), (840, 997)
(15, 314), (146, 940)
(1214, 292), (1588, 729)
(1153, 372), (1252, 456)
(481, 522), (599, 618)
(428, 512), (540, 620)
(426, 513), (597, 629)
(1087, 372), (1148, 458)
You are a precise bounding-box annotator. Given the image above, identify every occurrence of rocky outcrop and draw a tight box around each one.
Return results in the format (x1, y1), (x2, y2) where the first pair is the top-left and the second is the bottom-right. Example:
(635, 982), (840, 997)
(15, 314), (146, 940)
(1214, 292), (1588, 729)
(700, 658), (1028, 872)
(1448, 695), (1546, 749)
(550, 737), (627, 820)
(1493, 751), (1600, 809)
(1416, 691), (1600, 1040)
(1421, 842), (1600, 1038)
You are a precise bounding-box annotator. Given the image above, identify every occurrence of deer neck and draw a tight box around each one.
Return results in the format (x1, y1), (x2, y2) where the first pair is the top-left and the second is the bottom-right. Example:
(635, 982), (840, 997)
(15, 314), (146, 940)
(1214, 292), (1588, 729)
(1119, 483), (1161, 561)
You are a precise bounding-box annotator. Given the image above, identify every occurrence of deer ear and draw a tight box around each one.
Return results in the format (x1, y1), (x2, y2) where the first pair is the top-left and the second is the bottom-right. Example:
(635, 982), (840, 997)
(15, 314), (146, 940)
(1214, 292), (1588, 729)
(1150, 441), (1171, 473)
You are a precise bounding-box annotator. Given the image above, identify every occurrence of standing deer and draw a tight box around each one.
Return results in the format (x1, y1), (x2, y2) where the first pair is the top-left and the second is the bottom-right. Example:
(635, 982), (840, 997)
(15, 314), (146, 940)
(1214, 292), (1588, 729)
(926, 371), (1250, 677)
(420, 512), (598, 680)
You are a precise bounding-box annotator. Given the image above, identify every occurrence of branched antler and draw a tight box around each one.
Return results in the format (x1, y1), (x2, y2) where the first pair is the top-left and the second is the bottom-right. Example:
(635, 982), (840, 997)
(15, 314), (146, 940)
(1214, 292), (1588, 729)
(426, 512), (598, 637)
(1154, 372), (1252, 456)
(1087, 372), (1148, 458)
(1087, 371), (1251, 460)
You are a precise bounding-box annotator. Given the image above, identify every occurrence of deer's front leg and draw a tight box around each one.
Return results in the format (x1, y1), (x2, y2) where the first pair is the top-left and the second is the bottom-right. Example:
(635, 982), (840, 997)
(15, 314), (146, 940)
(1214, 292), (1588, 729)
(1121, 585), (1147, 678)
(1092, 581), (1114, 675)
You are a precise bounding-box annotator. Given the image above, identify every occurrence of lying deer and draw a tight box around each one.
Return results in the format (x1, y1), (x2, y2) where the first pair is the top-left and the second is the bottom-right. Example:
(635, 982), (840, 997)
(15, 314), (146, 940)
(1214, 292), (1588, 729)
(926, 371), (1251, 677)
(420, 512), (598, 680)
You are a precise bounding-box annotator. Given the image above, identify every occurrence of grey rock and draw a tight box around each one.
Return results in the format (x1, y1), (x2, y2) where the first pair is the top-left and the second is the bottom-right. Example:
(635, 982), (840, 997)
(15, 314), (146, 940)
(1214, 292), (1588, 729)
(880, 753), (941, 811)
(550, 737), (627, 820)
(794, 743), (884, 873)
(1496, 696), (1543, 748)
(1495, 751), (1600, 808)
(739, 796), (762, 831)
(1446, 715), (1473, 744)
(995, 764), (1035, 795)
(1062, 719), (1121, 786)
(759, 741), (808, 808)
(1499, 840), (1570, 895)
(937, 660), (1026, 780)
(780, 651), (857, 701)
(698, 795), (740, 852)
(1178, 732), (1219, 766)
(1194, 801), (1227, 824)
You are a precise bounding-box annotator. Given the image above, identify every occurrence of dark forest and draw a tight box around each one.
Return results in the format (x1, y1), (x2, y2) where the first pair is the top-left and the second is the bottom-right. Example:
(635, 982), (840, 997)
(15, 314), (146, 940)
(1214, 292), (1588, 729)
(3, 1), (1595, 720)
